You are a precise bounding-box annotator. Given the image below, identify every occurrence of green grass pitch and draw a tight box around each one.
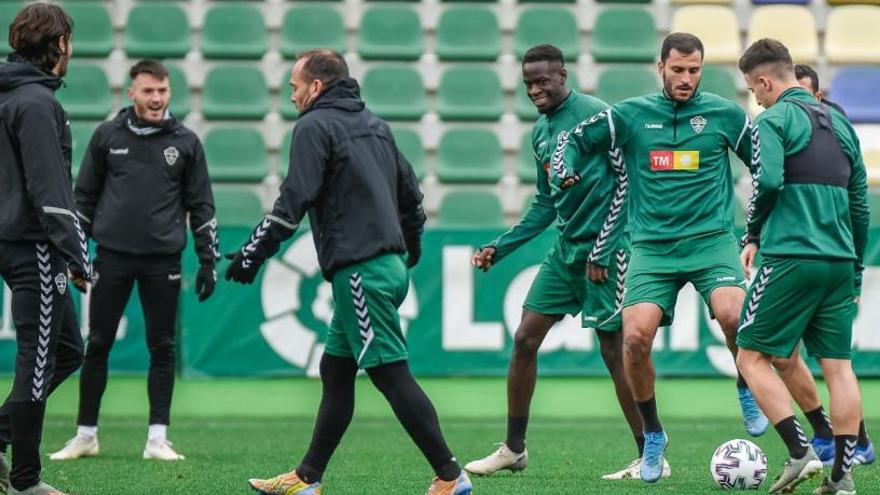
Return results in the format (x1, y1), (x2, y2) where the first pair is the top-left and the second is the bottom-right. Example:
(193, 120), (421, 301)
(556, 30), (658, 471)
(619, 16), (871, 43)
(18, 376), (880, 494)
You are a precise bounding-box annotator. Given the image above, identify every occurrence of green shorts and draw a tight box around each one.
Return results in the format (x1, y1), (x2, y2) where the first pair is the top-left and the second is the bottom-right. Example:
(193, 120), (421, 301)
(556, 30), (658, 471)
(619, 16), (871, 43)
(324, 253), (409, 369)
(624, 231), (746, 326)
(523, 241), (629, 332)
(736, 256), (856, 359)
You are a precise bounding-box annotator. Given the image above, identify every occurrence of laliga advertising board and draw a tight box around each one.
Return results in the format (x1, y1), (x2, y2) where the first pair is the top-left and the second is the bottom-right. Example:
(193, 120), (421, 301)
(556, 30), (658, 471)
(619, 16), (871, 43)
(1, 227), (879, 377)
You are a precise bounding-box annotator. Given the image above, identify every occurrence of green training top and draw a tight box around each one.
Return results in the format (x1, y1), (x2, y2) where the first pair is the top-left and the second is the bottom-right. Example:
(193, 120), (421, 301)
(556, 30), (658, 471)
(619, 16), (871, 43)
(553, 90), (753, 244)
(746, 87), (869, 295)
(486, 90), (627, 268)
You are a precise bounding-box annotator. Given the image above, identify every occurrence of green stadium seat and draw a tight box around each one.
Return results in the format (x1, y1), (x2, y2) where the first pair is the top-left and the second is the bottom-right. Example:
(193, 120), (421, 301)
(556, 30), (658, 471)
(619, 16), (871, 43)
(437, 67), (503, 121)
(514, 8), (579, 61)
(436, 128), (502, 183)
(515, 72), (580, 121)
(124, 3), (191, 59)
(597, 0), (651, 3)
(870, 189), (880, 227)
(594, 66), (658, 104)
(700, 65), (738, 101)
(358, 6), (423, 61)
(56, 64), (112, 120)
(201, 4), (267, 60)
(436, 7), (500, 61)
(213, 186), (265, 228)
(202, 66), (269, 120)
(280, 5), (345, 59)
(278, 72), (299, 121)
(517, 131), (538, 183)
(437, 190), (504, 226)
(204, 126), (269, 182)
(65, 3), (113, 57)
(167, 65), (191, 119)
(0, 3), (21, 55)
(361, 66), (426, 121)
(591, 8), (657, 63)
(391, 128), (426, 180)
(70, 121), (99, 179)
(280, 131), (292, 176)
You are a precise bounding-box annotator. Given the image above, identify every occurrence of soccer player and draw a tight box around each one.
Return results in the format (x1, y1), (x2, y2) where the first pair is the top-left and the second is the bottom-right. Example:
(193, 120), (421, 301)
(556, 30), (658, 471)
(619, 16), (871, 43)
(0, 4), (92, 494)
(794, 65), (847, 117)
(465, 44), (666, 481)
(735, 39), (869, 494)
(226, 50), (472, 495)
(49, 59), (219, 462)
(551, 32), (816, 483)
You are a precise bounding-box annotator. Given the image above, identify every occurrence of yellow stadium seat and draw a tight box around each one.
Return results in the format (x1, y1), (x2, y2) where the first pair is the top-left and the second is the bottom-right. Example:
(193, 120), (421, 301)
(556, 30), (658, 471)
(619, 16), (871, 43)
(672, 0), (730, 4)
(825, 6), (880, 64)
(671, 6), (740, 63)
(747, 6), (817, 63)
(856, 125), (880, 185)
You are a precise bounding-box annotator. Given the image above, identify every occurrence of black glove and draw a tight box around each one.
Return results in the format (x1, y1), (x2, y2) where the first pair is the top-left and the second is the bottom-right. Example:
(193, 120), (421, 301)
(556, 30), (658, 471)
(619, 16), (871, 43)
(224, 251), (261, 285)
(405, 239), (421, 268)
(195, 263), (217, 302)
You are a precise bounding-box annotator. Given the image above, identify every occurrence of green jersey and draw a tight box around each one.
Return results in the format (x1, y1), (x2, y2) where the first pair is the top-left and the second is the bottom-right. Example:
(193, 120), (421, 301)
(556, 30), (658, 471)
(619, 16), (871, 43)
(553, 91), (752, 243)
(486, 91), (626, 267)
(746, 87), (869, 294)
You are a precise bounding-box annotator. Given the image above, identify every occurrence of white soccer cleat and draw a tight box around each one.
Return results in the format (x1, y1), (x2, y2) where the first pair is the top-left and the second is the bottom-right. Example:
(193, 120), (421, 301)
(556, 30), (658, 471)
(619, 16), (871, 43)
(601, 457), (672, 480)
(48, 434), (99, 461)
(143, 439), (185, 461)
(464, 443), (528, 476)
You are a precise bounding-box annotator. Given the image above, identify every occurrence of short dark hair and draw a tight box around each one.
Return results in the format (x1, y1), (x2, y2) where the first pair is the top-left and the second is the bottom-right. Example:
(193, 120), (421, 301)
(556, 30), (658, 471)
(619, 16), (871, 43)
(297, 50), (349, 86)
(794, 64), (819, 92)
(738, 38), (794, 76)
(522, 44), (565, 66)
(660, 33), (704, 62)
(8, 2), (73, 73)
(129, 59), (169, 82)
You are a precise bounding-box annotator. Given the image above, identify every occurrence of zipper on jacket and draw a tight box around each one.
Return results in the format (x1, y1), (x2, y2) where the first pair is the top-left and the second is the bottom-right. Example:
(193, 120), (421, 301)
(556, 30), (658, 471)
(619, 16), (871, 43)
(672, 103), (679, 143)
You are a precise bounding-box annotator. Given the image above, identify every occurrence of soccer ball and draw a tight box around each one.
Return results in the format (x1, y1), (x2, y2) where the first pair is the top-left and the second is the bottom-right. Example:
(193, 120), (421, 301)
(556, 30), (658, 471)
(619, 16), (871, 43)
(710, 439), (768, 490)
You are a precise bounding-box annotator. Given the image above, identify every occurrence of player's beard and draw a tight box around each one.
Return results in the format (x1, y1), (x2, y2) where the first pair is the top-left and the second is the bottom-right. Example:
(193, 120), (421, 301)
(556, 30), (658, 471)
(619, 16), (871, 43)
(662, 73), (699, 103)
(54, 52), (71, 78)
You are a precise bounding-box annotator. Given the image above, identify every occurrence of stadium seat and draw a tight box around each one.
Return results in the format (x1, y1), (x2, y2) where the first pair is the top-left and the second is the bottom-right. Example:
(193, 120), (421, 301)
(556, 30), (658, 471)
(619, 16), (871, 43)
(361, 66), (426, 121)
(280, 131), (292, 176)
(201, 4), (267, 60)
(278, 72), (299, 121)
(870, 189), (880, 227)
(437, 67), (503, 121)
(0, 3), (21, 55)
(436, 7), (500, 61)
(436, 128), (503, 184)
(700, 66), (738, 101)
(752, 0), (809, 5)
(437, 190), (504, 226)
(70, 121), (99, 178)
(514, 8), (579, 61)
(830, 67), (880, 123)
(56, 65), (112, 120)
(202, 66), (269, 120)
(672, 0), (731, 4)
(124, 3), (191, 59)
(591, 8), (657, 63)
(515, 72), (580, 121)
(65, 3), (113, 57)
(747, 6), (818, 62)
(829, 0), (880, 5)
(280, 5), (346, 59)
(670, 6), (740, 63)
(825, 6), (880, 64)
(855, 126), (880, 185)
(204, 126), (269, 182)
(518, 131), (538, 183)
(391, 128), (426, 180)
(519, 0), (575, 4)
(594, 66), (658, 104)
(167, 65), (191, 120)
(357, 6), (423, 61)
(213, 186), (265, 228)
(596, 0), (651, 4)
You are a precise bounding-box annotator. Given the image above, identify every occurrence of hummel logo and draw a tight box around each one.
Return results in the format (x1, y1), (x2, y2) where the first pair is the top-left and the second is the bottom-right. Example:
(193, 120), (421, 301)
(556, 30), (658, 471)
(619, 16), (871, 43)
(109, 148), (129, 155)
(168, 273), (181, 281)
(644, 123), (663, 130)
(537, 140), (547, 150)
(716, 276), (736, 282)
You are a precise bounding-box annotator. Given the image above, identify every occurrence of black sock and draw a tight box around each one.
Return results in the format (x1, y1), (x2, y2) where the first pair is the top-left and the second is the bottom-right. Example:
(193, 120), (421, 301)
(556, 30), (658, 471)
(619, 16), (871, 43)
(367, 361), (461, 482)
(736, 372), (747, 390)
(832, 435), (857, 482)
(636, 434), (645, 457)
(506, 416), (528, 454)
(858, 420), (870, 448)
(637, 396), (662, 433)
(10, 401), (46, 491)
(296, 354), (359, 484)
(805, 406), (834, 439)
(774, 416), (809, 459)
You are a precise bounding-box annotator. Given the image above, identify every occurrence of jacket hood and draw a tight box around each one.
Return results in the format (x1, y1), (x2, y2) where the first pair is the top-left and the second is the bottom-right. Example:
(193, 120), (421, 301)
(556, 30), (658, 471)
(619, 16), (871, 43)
(302, 77), (365, 116)
(0, 53), (62, 92)
(113, 106), (183, 134)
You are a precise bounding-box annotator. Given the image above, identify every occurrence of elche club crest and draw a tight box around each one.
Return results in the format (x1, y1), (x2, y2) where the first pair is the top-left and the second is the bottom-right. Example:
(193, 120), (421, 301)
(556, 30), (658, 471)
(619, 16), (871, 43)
(690, 115), (707, 134)
(54, 272), (67, 295)
(163, 146), (179, 166)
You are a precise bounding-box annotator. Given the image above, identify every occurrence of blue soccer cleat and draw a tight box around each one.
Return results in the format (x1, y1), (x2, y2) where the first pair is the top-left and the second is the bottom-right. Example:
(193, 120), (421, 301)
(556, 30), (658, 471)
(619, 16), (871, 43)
(854, 441), (876, 466)
(640, 430), (668, 484)
(738, 387), (769, 437)
(811, 437), (836, 467)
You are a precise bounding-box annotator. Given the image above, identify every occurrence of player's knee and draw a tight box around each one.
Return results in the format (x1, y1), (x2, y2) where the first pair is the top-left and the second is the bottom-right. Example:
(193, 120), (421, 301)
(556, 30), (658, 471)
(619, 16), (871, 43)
(771, 355), (794, 375)
(83, 338), (113, 362)
(513, 328), (543, 355)
(598, 333), (622, 368)
(147, 337), (175, 363)
(735, 350), (759, 374)
(622, 329), (651, 359)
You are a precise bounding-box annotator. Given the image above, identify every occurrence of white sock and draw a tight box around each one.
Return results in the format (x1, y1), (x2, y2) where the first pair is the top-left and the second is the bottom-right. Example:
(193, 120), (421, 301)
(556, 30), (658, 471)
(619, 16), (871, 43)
(77, 426), (98, 438)
(148, 424), (167, 442)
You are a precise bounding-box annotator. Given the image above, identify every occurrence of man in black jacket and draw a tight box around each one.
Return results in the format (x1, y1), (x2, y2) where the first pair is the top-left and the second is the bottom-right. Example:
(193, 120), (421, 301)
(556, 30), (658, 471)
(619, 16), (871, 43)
(227, 50), (472, 495)
(0, 3), (91, 494)
(49, 59), (218, 463)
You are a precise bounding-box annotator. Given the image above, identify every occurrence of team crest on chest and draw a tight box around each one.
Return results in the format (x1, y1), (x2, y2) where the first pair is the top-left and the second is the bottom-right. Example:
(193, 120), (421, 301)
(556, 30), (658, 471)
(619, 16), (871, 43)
(690, 115), (707, 134)
(163, 146), (180, 166)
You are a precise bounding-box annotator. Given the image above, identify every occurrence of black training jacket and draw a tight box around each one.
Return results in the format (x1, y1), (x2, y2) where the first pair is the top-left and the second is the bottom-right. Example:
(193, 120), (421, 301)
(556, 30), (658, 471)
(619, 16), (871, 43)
(240, 78), (425, 280)
(0, 54), (90, 275)
(75, 107), (219, 264)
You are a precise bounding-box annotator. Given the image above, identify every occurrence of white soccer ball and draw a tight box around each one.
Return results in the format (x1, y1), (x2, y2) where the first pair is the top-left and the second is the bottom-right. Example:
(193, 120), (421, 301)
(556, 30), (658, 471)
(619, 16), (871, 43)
(710, 439), (768, 490)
